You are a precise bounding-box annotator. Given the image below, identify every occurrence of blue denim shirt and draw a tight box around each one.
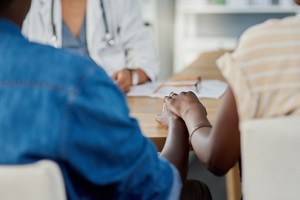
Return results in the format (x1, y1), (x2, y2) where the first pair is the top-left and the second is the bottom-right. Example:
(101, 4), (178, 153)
(0, 19), (179, 200)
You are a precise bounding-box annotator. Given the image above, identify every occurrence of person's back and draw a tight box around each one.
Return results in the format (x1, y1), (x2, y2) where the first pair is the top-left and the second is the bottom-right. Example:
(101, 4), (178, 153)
(0, 19), (180, 199)
(217, 14), (300, 121)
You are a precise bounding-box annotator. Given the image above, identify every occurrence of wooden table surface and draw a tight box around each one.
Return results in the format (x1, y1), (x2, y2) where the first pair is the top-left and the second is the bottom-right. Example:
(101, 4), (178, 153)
(128, 50), (226, 151)
(127, 50), (241, 200)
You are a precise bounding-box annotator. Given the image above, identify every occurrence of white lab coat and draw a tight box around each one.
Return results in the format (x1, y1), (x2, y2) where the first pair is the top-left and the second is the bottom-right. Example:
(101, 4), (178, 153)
(22, 0), (160, 81)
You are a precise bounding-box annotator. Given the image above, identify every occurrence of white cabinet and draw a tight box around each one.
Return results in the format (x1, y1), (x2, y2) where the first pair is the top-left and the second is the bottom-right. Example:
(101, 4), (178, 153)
(174, 0), (299, 72)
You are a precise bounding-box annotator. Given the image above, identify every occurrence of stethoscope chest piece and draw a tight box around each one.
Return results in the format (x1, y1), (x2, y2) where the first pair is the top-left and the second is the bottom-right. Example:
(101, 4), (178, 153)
(104, 33), (115, 46)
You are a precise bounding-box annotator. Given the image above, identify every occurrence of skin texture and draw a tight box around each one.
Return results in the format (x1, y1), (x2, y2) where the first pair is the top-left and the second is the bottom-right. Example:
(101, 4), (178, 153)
(112, 69), (132, 93)
(161, 88), (240, 176)
(61, 0), (87, 38)
(112, 68), (150, 93)
(157, 103), (190, 180)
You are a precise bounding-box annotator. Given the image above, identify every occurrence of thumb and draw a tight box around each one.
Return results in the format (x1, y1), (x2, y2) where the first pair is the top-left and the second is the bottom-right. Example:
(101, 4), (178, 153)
(112, 72), (119, 80)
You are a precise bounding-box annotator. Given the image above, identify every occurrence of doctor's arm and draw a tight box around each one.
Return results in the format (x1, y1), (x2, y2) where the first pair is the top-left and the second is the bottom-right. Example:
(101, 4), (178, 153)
(112, 68), (150, 93)
(117, 0), (160, 84)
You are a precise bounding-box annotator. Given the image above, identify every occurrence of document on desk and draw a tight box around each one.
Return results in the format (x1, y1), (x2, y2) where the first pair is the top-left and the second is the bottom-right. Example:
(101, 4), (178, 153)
(127, 80), (227, 99)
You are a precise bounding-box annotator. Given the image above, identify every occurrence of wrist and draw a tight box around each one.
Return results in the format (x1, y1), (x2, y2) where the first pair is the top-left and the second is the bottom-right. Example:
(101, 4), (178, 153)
(169, 117), (189, 136)
(189, 122), (212, 144)
(168, 114), (182, 126)
(183, 110), (210, 134)
(125, 68), (139, 86)
(182, 104), (202, 122)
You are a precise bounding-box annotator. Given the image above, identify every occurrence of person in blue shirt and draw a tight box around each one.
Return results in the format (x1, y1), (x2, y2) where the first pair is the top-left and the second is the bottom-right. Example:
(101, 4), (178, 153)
(0, 0), (212, 199)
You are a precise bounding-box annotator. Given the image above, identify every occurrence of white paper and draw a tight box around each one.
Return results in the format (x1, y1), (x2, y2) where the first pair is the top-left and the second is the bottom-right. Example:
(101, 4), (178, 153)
(127, 80), (227, 99)
(127, 82), (162, 97)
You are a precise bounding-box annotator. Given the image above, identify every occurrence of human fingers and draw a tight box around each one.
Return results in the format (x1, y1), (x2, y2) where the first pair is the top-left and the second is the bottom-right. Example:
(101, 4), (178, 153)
(156, 103), (180, 129)
(165, 91), (203, 118)
(115, 70), (131, 93)
(156, 111), (168, 129)
(118, 82), (131, 93)
(112, 72), (118, 81)
(156, 103), (169, 128)
(164, 92), (182, 117)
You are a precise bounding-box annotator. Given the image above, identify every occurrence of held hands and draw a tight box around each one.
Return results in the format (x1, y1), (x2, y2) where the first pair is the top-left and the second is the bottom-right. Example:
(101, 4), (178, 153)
(157, 91), (208, 130)
(156, 103), (181, 129)
(164, 91), (208, 121)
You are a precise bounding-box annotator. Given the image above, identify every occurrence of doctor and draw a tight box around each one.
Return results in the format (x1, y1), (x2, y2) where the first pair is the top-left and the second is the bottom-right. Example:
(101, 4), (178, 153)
(22, 0), (160, 93)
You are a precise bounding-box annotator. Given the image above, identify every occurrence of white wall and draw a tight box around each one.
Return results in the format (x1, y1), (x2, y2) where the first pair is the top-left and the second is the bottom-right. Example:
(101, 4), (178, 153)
(140, 0), (175, 81)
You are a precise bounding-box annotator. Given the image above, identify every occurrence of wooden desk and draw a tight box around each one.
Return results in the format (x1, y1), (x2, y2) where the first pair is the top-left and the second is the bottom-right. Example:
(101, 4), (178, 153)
(128, 50), (241, 200)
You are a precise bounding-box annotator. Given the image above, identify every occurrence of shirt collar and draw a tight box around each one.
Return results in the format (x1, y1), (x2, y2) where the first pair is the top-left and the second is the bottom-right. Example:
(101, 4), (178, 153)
(0, 19), (23, 36)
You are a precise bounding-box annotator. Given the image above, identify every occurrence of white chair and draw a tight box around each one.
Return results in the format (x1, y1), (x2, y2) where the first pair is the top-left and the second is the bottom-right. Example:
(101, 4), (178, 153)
(241, 117), (300, 200)
(0, 160), (67, 200)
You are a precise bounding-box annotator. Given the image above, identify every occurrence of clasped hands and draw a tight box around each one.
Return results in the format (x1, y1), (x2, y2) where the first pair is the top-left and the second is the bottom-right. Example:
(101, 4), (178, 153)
(112, 69), (133, 93)
(156, 91), (209, 133)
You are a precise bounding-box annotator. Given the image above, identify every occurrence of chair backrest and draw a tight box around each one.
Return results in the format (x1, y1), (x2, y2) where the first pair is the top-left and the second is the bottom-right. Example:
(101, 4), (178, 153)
(0, 160), (67, 200)
(241, 117), (300, 200)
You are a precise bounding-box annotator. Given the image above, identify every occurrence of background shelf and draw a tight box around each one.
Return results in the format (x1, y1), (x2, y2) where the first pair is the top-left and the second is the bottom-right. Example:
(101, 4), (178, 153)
(174, 0), (299, 72)
(177, 4), (299, 14)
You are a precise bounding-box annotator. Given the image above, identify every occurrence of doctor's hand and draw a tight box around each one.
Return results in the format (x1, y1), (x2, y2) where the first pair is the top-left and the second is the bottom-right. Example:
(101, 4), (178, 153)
(112, 69), (132, 93)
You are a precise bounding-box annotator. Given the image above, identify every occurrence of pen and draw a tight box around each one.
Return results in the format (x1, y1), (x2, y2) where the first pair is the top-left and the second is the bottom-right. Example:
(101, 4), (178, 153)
(152, 83), (164, 94)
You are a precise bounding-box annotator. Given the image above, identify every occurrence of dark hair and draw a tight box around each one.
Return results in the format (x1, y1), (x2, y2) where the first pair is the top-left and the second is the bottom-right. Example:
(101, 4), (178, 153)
(0, 0), (11, 10)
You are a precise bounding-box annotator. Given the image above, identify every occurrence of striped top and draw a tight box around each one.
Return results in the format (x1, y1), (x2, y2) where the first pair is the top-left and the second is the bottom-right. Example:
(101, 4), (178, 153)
(217, 15), (300, 122)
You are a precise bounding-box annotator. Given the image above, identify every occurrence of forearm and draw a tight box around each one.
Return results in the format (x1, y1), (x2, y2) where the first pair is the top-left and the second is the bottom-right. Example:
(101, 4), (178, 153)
(182, 89), (240, 175)
(181, 105), (218, 172)
(182, 105), (211, 134)
(189, 127), (215, 170)
(160, 119), (189, 182)
(134, 68), (151, 84)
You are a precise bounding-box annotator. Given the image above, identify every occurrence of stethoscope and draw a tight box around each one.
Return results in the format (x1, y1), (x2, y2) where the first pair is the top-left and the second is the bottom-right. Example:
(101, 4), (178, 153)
(51, 0), (116, 48)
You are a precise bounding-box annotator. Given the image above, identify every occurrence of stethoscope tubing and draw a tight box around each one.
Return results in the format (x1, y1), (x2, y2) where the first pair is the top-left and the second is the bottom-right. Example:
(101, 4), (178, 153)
(51, 0), (58, 47)
(100, 0), (109, 36)
(50, 0), (115, 47)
